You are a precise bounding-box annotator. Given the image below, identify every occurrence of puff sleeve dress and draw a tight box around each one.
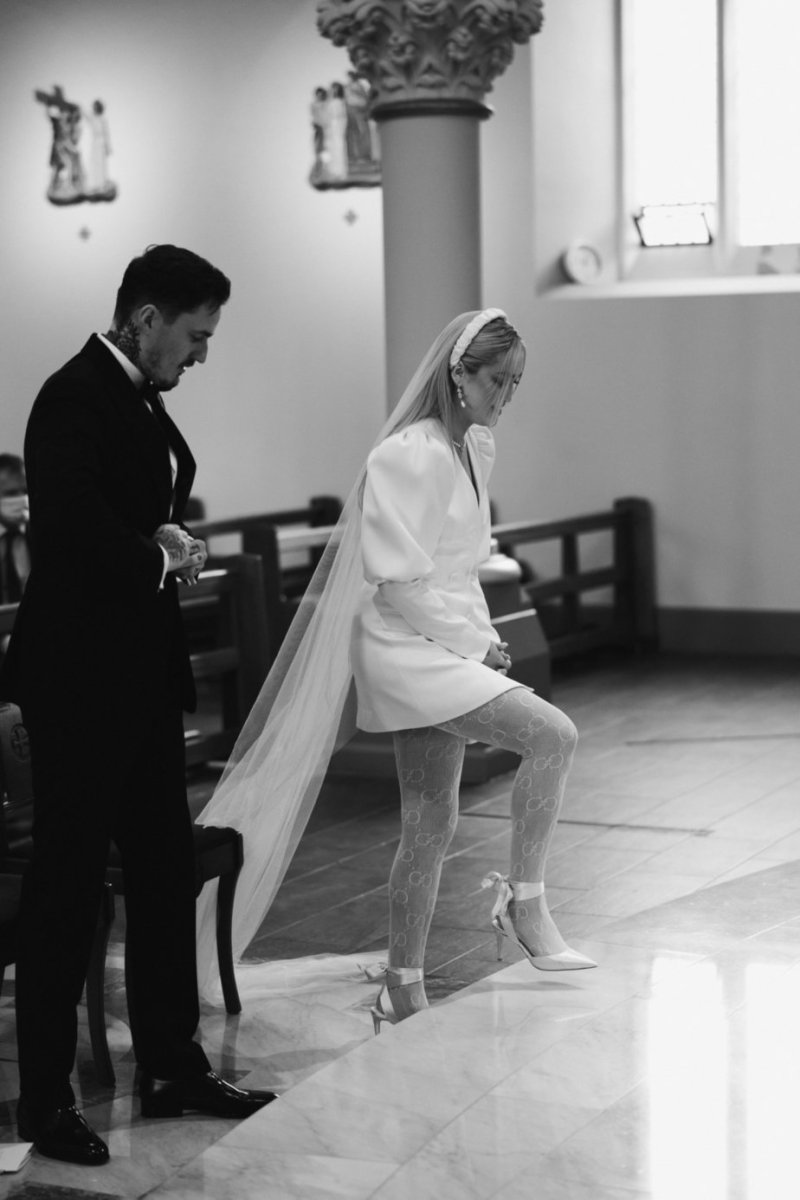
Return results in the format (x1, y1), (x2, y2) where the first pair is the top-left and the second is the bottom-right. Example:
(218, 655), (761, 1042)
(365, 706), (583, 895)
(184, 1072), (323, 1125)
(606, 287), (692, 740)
(352, 417), (521, 732)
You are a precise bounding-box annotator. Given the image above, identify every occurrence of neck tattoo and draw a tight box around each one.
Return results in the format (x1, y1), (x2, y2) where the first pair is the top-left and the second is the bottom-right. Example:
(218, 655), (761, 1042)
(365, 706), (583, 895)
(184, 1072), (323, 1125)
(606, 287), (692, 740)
(106, 323), (142, 371)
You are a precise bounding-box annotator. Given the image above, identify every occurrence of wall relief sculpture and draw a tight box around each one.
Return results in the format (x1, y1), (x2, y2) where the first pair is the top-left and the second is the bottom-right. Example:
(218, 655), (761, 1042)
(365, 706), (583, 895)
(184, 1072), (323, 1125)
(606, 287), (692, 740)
(34, 85), (117, 207)
(310, 72), (381, 190)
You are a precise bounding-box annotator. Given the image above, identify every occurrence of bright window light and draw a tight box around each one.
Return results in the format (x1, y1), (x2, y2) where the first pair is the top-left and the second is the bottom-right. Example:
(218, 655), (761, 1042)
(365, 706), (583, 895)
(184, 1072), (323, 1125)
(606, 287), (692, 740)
(627, 0), (718, 216)
(733, 0), (800, 245)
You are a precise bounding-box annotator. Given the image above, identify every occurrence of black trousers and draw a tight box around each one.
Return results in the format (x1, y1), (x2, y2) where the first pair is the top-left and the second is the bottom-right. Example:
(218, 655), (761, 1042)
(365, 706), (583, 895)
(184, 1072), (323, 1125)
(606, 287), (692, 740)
(16, 685), (209, 1109)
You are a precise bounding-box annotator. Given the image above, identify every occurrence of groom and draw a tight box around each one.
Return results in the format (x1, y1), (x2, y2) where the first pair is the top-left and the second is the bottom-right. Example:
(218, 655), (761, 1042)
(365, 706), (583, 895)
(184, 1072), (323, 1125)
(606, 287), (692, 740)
(0, 244), (275, 1166)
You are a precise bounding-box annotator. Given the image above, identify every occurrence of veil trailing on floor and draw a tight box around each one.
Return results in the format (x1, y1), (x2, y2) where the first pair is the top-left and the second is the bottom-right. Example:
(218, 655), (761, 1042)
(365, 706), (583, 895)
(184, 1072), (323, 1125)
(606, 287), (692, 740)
(194, 310), (507, 1002)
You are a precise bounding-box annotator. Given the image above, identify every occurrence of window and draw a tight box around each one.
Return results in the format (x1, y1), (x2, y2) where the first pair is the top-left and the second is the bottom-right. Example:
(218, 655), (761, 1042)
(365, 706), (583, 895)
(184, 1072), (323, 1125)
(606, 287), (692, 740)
(622, 0), (800, 278)
(732, 0), (800, 247)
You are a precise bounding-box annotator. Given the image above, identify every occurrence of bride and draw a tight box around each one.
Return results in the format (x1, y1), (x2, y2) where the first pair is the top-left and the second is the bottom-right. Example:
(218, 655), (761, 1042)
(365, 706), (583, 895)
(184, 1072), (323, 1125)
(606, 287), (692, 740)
(195, 308), (594, 1021)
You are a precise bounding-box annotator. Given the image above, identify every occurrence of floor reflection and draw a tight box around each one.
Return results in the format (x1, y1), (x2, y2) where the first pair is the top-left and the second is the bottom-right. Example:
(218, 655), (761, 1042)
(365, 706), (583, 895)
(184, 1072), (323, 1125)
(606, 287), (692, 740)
(648, 959), (728, 1200)
(745, 963), (800, 1200)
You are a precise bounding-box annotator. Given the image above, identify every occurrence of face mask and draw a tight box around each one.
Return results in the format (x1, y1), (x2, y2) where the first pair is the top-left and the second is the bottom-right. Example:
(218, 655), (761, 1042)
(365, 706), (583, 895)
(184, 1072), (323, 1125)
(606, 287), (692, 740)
(0, 493), (29, 526)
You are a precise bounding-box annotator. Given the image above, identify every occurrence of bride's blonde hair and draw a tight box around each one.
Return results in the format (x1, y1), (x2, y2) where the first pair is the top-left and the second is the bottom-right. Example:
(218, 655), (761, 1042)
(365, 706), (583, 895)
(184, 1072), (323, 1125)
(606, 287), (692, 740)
(386, 310), (526, 447)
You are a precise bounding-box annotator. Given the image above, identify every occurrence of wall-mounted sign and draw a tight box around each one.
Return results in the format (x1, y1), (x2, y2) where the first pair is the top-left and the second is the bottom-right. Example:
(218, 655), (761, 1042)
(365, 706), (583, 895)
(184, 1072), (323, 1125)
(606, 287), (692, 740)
(34, 85), (117, 207)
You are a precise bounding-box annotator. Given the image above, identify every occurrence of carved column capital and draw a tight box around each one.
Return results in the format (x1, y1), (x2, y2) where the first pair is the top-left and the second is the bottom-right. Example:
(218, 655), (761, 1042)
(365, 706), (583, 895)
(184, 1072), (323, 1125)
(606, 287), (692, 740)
(316, 0), (544, 118)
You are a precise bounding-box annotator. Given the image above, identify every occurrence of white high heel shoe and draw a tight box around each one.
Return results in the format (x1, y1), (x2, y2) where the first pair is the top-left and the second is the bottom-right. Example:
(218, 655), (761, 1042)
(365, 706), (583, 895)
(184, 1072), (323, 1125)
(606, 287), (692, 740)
(481, 872), (596, 971)
(370, 966), (428, 1034)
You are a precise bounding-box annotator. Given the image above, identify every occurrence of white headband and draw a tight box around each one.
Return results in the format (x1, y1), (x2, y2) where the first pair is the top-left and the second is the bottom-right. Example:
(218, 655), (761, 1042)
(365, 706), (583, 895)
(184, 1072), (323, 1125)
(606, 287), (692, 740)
(449, 308), (507, 370)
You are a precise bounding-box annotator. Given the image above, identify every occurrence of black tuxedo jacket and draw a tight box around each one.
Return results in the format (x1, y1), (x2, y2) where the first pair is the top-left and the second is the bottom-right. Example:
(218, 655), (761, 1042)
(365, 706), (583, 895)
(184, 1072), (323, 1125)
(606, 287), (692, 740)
(1, 335), (197, 728)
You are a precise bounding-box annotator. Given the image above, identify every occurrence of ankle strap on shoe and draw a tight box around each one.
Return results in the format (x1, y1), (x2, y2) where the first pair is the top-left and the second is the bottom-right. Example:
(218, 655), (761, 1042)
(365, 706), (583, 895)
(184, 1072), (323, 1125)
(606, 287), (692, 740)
(481, 872), (544, 917)
(386, 967), (424, 986)
(510, 881), (544, 901)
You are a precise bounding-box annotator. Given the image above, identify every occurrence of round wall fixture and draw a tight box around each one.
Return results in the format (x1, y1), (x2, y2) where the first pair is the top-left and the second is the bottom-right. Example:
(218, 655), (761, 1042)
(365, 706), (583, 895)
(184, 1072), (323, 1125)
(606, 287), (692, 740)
(560, 241), (603, 284)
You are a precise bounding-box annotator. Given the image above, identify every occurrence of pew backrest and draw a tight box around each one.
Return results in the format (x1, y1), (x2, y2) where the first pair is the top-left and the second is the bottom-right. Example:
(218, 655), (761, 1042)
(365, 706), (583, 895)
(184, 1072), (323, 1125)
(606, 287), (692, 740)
(180, 553), (271, 768)
(191, 495), (342, 646)
(492, 496), (657, 658)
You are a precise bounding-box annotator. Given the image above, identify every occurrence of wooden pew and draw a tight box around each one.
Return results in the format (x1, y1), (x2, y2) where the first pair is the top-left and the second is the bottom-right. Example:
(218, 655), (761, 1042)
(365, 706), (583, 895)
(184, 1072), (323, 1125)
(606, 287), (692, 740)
(180, 553), (271, 767)
(493, 496), (658, 658)
(1, 552), (272, 773)
(272, 499), (656, 653)
(191, 495), (342, 648)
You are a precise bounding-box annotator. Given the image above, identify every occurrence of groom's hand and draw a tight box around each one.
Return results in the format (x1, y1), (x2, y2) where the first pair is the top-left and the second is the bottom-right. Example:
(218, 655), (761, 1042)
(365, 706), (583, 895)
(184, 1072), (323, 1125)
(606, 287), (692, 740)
(154, 524), (204, 578)
(175, 537), (207, 586)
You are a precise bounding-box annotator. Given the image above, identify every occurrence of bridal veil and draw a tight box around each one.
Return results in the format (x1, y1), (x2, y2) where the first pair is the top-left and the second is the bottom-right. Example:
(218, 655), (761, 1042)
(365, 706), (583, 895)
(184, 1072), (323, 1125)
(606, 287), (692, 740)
(194, 310), (509, 1001)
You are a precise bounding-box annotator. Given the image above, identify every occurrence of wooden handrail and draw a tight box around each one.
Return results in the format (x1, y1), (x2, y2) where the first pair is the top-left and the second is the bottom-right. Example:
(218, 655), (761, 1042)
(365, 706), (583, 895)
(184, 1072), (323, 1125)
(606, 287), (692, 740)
(493, 510), (624, 541)
(191, 494), (342, 543)
(493, 497), (657, 658)
(189, 496), (344, 656)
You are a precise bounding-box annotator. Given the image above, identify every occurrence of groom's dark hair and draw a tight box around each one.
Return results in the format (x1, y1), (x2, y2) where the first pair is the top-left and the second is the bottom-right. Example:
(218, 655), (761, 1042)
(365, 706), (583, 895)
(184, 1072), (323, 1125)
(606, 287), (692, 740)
(113, 244), (231, 325)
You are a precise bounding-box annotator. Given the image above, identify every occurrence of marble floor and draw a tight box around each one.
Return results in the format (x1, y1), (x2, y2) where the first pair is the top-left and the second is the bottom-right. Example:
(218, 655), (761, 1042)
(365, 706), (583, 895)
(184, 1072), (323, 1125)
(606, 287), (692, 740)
(1, 652), (799, 1199)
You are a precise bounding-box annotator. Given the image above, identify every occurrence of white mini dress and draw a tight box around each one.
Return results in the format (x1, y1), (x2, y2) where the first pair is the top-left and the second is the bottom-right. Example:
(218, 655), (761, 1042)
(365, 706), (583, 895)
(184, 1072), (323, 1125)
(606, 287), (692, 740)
(352, 417), (521, 732)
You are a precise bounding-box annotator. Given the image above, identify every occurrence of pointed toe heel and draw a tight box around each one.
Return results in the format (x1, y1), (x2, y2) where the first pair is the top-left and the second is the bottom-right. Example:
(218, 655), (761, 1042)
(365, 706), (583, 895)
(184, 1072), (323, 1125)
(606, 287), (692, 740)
(481, 872), (597, 973)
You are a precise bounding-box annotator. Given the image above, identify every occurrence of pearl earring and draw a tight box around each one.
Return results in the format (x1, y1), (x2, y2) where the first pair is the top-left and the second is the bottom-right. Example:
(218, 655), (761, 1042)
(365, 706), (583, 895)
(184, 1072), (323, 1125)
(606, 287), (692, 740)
(457, 384), (466, 408)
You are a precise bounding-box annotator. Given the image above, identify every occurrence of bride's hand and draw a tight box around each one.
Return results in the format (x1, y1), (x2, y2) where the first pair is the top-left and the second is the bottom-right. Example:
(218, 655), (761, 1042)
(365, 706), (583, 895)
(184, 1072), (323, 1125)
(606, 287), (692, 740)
(482, 641), (512, 674)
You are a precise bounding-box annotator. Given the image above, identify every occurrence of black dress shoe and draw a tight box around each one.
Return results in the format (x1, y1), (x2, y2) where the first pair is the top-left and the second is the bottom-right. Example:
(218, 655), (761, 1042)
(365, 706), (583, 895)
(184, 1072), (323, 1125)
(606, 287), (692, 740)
(17, 1100), (109, 1166)
(139, 1070), (277, 1119)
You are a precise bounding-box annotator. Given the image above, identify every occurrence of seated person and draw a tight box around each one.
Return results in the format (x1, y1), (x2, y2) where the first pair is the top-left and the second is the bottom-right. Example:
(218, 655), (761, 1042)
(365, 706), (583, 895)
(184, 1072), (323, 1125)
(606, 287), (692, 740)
(0, 453), (30, 656)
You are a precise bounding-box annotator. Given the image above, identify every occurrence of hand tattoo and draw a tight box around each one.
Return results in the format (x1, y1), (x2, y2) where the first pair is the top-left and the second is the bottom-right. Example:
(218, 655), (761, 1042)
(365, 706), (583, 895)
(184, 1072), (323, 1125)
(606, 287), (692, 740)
(154, 524), (193, 568)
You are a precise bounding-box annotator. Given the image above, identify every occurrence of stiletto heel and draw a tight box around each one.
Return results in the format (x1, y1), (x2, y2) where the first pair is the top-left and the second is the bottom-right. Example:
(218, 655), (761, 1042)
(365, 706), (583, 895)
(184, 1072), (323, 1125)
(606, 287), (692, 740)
(494, 926), (504, 961)
(369, 966), (428, 1034)
(481, 872), (596, 971)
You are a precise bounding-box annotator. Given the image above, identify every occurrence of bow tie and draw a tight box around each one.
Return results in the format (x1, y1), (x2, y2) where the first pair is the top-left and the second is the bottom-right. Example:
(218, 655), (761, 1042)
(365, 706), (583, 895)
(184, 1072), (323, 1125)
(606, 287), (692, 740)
(141, 381), (162, 409)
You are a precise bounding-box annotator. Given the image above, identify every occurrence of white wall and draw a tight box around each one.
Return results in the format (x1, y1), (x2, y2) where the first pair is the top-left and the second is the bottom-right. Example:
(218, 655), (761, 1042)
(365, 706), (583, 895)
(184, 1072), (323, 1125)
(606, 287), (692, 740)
(530, 0), (619, 292)
(495, 288), (800, 611)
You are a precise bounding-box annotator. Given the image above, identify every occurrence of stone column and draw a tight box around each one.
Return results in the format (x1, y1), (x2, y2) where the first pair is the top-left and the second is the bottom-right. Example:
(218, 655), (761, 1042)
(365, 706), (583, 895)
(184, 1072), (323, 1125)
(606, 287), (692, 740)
(317, 0), (544, 407)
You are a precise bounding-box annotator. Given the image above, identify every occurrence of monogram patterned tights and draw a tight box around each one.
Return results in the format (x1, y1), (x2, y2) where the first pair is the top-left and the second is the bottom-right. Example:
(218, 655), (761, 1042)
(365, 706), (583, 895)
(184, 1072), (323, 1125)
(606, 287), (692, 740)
(388, 686), (578, 976)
